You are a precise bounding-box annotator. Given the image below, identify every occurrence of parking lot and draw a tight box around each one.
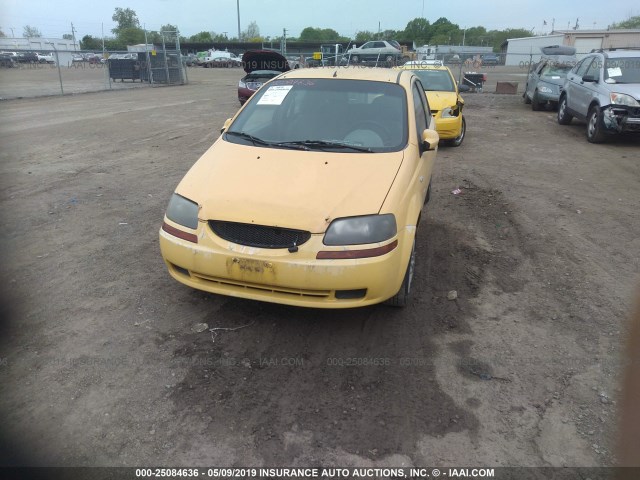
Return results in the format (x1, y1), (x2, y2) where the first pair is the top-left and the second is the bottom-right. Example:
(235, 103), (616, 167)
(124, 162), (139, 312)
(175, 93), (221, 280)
(1, 67), (639, 467)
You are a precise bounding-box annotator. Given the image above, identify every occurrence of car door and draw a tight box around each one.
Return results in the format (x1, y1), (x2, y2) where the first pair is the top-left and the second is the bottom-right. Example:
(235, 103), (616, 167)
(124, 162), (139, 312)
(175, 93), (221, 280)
(411, 81), (434, 205)
(359, 42), (374, 60)
(565, 56), (593, 114)
(527, 61), (545, 99)
(575, 56), (602, 115)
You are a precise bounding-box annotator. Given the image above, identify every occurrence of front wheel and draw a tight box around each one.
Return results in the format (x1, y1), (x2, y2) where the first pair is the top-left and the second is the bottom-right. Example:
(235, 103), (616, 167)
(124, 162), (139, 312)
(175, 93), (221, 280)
(447, 115), (466, 147)
(351, 55), (360, 64)
(385, 238), (416, 307)
(557, 96), (573, 125)
(587, 106), (607, 143)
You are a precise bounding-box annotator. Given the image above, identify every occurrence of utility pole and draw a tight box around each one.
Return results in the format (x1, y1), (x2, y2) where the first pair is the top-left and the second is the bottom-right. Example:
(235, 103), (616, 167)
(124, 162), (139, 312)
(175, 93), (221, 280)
(236, 0), (241, 40)
(551, 18), (555, 32)
(71, 22), (77, 50)
(282, 28), (287, 55)
(574, 18), (579, 30)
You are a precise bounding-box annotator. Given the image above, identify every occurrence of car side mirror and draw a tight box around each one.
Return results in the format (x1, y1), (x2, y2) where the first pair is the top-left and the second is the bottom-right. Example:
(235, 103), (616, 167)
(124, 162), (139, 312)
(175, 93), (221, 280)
(220, 118), (232, 134)
(458, 84), (471, 93)
(421, 129), (439, 152)
(582, 74), (597, 83)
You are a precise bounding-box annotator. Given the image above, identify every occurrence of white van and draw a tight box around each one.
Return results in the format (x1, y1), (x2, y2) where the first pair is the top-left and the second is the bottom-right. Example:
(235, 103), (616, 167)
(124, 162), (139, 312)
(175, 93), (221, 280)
(199, 49), (241, 68)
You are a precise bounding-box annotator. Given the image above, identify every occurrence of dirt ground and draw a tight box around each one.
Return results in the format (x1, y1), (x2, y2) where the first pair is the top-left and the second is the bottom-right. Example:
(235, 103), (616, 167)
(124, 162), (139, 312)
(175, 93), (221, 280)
(0, 68), (639, 468)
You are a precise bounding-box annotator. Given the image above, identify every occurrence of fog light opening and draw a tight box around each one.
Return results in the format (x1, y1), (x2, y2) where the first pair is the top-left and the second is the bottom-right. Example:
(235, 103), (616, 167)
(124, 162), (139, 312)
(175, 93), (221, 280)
(335, 289), (367, 300)
(171, 264), (190, 277)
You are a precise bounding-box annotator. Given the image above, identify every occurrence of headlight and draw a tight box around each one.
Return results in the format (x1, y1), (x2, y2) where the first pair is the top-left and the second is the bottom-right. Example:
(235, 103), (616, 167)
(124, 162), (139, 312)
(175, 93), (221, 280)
(323, 214), (397, 246)
(610, 92), (640, 107)
(238, 79), (246, 88)
(440, 107), (459, 118)
(538, 85), (554, 94)
(166, 193), (199, 229)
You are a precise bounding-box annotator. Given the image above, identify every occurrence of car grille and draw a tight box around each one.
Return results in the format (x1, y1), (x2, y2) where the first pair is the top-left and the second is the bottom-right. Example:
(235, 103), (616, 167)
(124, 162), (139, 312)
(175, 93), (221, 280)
(208, 220), (311, 249)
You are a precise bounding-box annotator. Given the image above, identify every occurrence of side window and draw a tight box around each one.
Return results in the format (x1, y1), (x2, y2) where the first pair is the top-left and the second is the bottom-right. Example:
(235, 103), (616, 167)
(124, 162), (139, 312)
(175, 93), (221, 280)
(571, 58), (585, 74)
(584, 57), (601, 79)
(374, 42), (386, 48)
(361, 42), (372, 49)
(575, 57), (593, 77)
(412, 82), (429, 142)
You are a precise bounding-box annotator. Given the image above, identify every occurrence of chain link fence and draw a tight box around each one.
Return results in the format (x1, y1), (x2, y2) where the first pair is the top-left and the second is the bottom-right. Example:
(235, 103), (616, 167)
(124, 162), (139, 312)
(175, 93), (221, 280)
(0, 30), (187, 100)
(2, 42), (614, 100)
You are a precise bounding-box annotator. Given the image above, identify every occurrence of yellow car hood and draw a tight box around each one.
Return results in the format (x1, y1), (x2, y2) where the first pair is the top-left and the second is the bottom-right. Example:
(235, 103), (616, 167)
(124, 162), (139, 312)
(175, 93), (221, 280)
(425, 91), (460, 111)
(176, 139), (404, 233)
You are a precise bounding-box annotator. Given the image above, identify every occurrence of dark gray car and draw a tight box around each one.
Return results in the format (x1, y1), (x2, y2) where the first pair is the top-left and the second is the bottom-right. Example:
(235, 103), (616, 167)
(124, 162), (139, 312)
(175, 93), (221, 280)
(524, 61), (574, 110)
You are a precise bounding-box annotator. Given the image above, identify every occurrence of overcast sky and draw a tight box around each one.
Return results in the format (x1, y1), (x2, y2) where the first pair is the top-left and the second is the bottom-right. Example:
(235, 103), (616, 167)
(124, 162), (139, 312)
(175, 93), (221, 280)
(1, 0), (638, 40)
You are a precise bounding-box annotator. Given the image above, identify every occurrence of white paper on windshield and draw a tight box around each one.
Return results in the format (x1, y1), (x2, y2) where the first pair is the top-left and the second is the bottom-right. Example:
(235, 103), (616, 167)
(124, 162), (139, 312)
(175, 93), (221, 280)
(607, 67), (622, 77)
(551, 76), (561, 79)
(257, 85), (293, 105)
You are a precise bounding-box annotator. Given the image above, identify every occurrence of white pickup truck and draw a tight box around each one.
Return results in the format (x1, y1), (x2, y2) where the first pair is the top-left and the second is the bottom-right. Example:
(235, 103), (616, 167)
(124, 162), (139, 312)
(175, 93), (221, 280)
(198, 49), (241, 68)
(37, 53), (56, 64)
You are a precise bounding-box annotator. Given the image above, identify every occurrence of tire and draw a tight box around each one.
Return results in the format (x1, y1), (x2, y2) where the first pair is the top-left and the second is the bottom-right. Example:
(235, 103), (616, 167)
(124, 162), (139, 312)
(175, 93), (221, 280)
(447, 115), (466, 147)
(557, 95), (573, 125)
(385, 55), (394, 63)
(523, 89), (531, 104)
(587, 106), (607, 143)
(424, 182), (431, 205)
(351, 55), (359, 64)
(531, 90), (541, 111)
(385, 238), (416, 307)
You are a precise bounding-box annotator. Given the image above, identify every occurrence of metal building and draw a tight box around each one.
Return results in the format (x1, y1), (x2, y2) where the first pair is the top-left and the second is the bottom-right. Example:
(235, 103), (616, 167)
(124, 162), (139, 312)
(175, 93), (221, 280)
(504, 29), (640, 66)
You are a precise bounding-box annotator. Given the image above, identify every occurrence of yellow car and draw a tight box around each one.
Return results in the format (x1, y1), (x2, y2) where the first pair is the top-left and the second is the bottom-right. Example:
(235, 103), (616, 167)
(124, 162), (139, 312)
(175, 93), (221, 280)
(159, 67), (439, 308)
(397, 62), (468, 146)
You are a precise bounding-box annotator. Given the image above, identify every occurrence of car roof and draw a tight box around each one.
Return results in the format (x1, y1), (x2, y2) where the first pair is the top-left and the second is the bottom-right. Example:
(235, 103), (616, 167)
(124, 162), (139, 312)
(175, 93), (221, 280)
(395, 64), (451, 72)
(278, 66), (408, 84)
(601, 49), (640, 58)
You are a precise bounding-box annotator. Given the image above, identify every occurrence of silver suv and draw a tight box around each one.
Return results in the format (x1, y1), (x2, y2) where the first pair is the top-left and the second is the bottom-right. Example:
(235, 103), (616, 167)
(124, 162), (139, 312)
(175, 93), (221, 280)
(557, 49), (640, 142)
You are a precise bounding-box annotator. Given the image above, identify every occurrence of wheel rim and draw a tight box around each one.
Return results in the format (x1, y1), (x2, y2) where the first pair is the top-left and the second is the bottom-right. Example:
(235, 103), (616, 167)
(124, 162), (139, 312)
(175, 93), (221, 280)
(588, 111), (597, 138)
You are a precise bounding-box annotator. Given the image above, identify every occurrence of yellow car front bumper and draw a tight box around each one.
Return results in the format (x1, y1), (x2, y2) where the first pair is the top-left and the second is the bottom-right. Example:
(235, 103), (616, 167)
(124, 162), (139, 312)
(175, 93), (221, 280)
(159, 220), (413, 308)
(433, 114), (463, 140)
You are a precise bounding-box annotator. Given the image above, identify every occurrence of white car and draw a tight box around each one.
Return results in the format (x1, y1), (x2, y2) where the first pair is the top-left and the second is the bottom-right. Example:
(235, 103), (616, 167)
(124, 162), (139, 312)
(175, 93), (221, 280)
(346, 40), (402, 64)
(37, 53), (55, 64)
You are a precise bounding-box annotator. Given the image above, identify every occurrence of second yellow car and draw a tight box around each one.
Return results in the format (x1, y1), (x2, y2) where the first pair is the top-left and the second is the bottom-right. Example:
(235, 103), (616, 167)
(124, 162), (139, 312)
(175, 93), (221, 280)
(397, 61), (468, 146)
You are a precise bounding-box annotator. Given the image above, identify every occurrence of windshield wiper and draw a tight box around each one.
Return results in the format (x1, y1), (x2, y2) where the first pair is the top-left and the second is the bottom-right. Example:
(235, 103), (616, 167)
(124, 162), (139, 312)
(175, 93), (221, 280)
(275, 140), (373, 152)
(225, 131), (309, 150)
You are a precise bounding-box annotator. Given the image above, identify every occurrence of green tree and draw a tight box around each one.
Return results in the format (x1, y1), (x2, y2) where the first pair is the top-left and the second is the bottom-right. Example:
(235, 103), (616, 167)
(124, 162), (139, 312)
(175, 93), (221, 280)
(354, 30), (376, 43)
(112, 8), (140, 35)
(299, 27), (345, 42)
(189, 31), (214, 43)
(62, 33), (73, 40)
(23, 25), (42, 37)
(402, 18), (430, 44)
(610, 15), (640, 29)
(80, 35), (101, 50)
(242, 21), (261, 41)
(117, 27), (145, 46)
(487, 28), (533, 51)
(0, 27), (5, 37)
